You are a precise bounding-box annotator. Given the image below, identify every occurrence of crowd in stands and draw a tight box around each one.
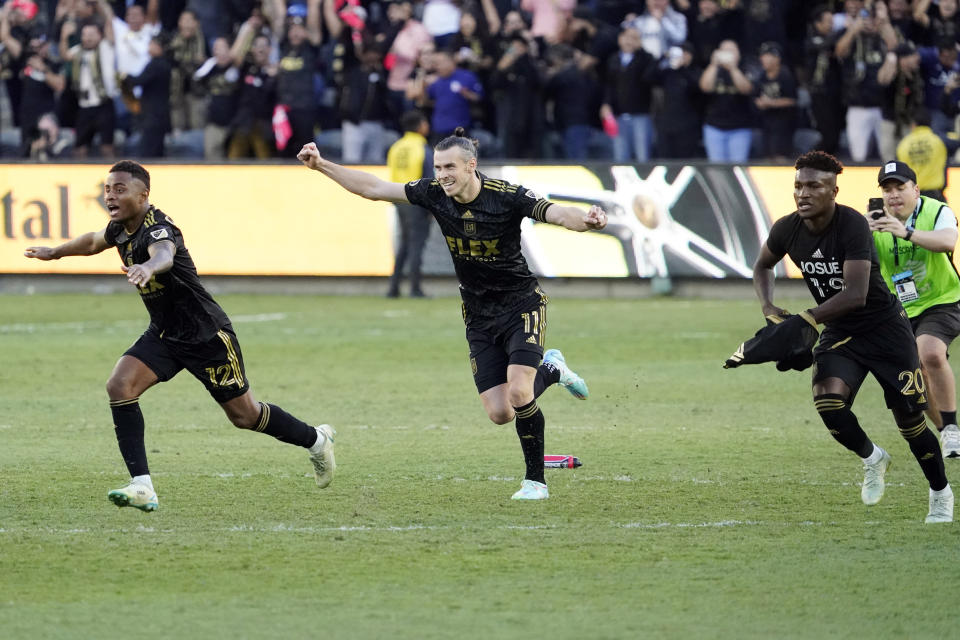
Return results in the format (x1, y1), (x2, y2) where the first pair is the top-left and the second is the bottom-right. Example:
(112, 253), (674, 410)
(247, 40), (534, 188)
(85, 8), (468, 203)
(2, 0), (960, 163)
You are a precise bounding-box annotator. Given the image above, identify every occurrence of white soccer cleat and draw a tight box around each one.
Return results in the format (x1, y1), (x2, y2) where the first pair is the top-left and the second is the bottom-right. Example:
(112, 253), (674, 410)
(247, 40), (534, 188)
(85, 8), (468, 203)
(511, 479), (549, 500)
(310, 424), (336, 488)
(940, 424), (960, 459)
(861, 448), (891, 506)
(925, 485), (954, 523)
(107, 481), (158, 512)
(542, 349), (588, 400)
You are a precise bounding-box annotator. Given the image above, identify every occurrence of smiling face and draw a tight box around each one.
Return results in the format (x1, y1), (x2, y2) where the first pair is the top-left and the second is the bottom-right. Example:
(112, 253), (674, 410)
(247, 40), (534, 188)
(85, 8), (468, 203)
(433, 147), (478, 202)
(104, 172), (149, 228)
(794, 168), (838, 220)
(880, 180), (920, 220)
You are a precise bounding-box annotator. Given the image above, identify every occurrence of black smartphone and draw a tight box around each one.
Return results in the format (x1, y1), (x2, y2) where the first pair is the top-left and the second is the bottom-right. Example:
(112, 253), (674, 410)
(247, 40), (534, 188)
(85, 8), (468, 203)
(868, 198), (884, 219)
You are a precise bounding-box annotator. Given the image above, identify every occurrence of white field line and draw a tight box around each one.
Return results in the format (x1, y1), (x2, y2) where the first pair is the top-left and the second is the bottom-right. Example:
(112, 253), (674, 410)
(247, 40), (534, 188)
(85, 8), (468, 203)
(0, 519), (848, 535)
(0, 313), (287, 334)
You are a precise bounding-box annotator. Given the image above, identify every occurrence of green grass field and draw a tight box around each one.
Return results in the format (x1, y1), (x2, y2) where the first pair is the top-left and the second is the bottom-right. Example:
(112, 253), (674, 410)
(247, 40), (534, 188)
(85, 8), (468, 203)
(2, 292), (959, 639)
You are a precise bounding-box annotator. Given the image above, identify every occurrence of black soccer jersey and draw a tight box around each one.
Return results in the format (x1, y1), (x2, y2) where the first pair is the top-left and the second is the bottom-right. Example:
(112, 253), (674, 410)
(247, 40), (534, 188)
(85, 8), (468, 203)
(766, 203), (901, 333)
(104, 206), (230, 343)
(404, 172), (552, 316)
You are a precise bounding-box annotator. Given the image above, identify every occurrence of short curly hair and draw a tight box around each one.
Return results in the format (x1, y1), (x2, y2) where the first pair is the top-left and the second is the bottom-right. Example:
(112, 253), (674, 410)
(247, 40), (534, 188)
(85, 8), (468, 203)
(795, 151), (844, 175)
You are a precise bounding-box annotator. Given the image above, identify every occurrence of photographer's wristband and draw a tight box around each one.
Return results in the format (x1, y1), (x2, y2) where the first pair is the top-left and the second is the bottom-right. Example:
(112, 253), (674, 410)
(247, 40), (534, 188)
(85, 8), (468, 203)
(904, 226), (914, 241)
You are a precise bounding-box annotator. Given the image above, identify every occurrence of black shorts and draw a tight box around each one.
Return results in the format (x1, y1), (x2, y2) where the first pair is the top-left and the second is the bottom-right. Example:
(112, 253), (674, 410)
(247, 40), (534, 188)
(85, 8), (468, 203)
(75, 103), (115, 147)
(813, 311), (927, 413)
(465, 301), (548, 393)
(910, 302), (960, 348)
(124, 325), (250, 403)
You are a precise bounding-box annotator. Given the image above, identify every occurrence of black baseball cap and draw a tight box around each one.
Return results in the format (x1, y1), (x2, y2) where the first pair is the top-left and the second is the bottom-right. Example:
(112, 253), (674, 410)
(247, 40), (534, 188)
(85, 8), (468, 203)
(878, 160), (917, 185)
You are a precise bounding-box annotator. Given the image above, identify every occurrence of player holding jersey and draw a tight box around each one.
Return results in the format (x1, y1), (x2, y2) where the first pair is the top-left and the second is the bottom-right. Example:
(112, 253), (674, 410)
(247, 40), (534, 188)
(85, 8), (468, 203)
(753, 151), (952, 523)
(298, 129), (607, 500)
(24, 160), (336, 512)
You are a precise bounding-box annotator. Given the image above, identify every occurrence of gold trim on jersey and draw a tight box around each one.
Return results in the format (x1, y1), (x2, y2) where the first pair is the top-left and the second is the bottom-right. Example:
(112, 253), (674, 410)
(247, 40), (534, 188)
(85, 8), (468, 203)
(144, 207), (157, 227)
(217, 330), (244, 389)
(828, 336), (853, 350)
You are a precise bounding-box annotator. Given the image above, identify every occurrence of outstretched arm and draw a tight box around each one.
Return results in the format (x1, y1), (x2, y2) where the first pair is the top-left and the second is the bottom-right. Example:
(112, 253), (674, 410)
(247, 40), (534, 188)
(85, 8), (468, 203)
(24, 229), (110, 260)
(121, 239), (174, 287)
(297, 142), (410, 203)
(544, 204), (607, 232)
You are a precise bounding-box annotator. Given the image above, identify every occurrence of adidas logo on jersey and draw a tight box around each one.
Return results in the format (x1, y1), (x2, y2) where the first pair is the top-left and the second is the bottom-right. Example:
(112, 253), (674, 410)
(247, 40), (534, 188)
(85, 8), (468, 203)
(812, 249), (824, 259)
(526, 335), (538, 344)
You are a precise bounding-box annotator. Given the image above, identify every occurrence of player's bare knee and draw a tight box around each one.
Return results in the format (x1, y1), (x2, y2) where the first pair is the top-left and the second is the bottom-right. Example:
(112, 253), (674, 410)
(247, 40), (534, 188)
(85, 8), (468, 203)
(487, 407), (515, 425)
(227, 411), (257, 429)
(105, 376), (135, 402)
(506, 388), (533, 409)
(919, 348), (948, 371)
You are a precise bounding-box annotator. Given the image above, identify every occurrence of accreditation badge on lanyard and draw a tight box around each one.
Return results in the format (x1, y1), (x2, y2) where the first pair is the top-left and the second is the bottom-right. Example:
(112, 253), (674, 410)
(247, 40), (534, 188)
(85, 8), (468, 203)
(892, 270), (919, 302)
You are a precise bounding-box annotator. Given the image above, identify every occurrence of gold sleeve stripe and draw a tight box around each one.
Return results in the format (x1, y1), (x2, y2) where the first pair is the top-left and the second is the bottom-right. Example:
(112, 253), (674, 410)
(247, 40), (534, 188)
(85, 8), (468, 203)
(145, 211), (156, 227)
(515, 402), (540, 419)
(532, 200), (551, 222)
(256, 402), (270, 432)
(217, 330), (245, 389)
(109, 397), (141, 407)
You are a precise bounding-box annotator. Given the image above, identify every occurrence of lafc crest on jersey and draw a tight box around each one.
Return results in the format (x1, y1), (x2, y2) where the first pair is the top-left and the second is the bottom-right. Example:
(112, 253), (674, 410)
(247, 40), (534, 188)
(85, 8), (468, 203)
(462, 210), (475, 235)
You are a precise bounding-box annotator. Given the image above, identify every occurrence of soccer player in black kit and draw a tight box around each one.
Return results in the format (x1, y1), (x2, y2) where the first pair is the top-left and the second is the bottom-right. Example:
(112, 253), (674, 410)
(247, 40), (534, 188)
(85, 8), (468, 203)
(23, 161), (336, 512)
(298, 129), (607, 500)
(753, 151), (953, 523)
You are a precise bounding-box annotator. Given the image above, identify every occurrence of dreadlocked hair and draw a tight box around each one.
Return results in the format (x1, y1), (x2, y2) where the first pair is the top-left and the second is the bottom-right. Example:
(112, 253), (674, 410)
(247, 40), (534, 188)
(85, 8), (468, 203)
(435, 127), (480, 160)
(795, 151), (843, 175)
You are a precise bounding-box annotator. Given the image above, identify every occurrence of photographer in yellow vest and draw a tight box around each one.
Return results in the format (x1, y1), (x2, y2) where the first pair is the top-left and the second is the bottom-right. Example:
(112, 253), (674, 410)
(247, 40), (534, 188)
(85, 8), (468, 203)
(870, 160), (960, 458)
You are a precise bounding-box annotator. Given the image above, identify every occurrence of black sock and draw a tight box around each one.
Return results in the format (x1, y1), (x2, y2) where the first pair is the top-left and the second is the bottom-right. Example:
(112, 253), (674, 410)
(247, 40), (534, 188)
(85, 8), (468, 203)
(896, 412), (948, 491)
(254, 402), (318, 448)
(110, 398), (149, 477)
(534, 361), (562, 399)
(514, 399), (545, 484)
(814, 394), (874, 458)
(941, 410), (957, 427)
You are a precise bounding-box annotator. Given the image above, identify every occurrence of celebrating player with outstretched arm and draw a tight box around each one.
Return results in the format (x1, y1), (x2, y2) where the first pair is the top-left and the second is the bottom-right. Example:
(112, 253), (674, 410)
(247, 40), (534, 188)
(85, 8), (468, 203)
(24, 160), (336, 512)
(752, 151), (952, 523)
(298, 129), (606, 500)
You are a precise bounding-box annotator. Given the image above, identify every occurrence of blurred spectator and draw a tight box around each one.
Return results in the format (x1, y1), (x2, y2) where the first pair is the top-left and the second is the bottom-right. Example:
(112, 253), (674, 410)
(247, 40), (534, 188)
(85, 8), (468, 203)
(543, 43), (601, 160)
(600, 27), (658, 162)
(491, 34), (543, 159)
(737, 0), (797, 72)
(561, 6), (619, 73)
(53, 0), (102, 53)
(626, 0), (687, 60)
(918, 36), (960, 137)
(913, 0), (960, 47)
(422, 0), (461, 49)
(228, 33), (276, 159)
(276, 1), (322, 158)
(17, 33), (65, 157)
(419, 48), (484, 143)
(107, 0), (160, 103)
(386, 109), (432, 298)
(683, 0), (741, 68)
(1, 0), (41, 129)
(655, 41), (703, 159)
(339, 43), (390, 163)
(382, 0), (432, 127)
(753, 41), (796, 161)
(168, 9), (207, 133)
(699, 39), (753, 162)
(878, 40), (924, 161)
(30, 112), (70, 159)
(885, 0), (914, 42)
(804, 5), (843, 156)
(835, 5), (898, 161)
(897, 108), (949, 201)
(194, 36), (241, 160)
(61, 20), (118, 158)
(833, 0), (866, 33)
(521, 0), (575, 44)
(449, 11), (495, 78)
(123, 34), (171, 158)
